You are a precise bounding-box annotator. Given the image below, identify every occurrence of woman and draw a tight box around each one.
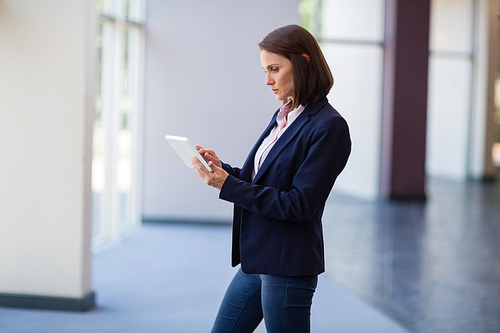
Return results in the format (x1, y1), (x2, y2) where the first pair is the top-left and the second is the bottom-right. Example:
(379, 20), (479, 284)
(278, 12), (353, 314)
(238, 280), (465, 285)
(191, 24), (351, 333)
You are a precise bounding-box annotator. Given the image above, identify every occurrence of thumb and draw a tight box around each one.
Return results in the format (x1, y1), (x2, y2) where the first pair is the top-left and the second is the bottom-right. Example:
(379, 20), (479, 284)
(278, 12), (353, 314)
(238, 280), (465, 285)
(208, 160), (219, 173)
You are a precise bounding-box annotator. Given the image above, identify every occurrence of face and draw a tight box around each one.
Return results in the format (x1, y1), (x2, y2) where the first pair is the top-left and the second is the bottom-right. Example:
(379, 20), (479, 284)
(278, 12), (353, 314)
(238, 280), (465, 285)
(260, 49), (294, 102)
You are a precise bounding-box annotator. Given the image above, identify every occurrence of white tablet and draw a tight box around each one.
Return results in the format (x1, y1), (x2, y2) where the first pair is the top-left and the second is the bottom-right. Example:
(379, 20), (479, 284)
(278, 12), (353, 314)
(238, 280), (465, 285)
(164, 135), (213, 172)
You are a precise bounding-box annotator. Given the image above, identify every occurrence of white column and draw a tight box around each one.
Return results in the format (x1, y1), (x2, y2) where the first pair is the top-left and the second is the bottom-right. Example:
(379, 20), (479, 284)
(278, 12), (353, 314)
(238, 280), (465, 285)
(0, 0), (96, 310)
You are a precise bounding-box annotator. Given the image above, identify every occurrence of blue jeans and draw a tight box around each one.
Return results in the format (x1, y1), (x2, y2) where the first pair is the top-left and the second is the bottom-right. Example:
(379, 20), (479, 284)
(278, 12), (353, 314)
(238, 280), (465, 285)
(211, 268), (318, 333)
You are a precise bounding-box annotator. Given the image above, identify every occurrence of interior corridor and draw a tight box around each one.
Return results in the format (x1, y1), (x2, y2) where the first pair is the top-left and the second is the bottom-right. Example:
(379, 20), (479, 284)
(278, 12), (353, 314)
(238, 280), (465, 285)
(0, 178), (498, 332)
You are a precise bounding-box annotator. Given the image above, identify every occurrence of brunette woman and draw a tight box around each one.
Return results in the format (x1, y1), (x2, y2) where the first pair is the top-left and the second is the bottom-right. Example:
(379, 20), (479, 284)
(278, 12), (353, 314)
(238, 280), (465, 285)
(191, 24), (351, 333)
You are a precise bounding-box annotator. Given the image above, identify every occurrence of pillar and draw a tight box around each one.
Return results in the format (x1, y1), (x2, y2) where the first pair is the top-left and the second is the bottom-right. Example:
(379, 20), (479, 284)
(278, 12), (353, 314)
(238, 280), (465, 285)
(381, 0), (431, 200)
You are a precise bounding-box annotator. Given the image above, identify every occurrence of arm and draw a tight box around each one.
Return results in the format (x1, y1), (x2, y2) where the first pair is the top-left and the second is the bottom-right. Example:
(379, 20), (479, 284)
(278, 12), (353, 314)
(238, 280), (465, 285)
(219, 115), (351, 223)
(221, 162), (242, 179)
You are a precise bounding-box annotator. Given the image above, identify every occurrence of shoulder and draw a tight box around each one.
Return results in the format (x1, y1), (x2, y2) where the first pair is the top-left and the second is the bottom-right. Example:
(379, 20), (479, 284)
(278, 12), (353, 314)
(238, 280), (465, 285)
(301, 100), (351, 150)
(307, 98), (349, 130)
(305, 98), (343, 118)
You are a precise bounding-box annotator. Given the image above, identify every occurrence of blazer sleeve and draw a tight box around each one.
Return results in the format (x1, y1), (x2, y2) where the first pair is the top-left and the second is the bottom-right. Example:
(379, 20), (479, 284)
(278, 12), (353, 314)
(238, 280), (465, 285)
(219, 112), (351, 223)
(221, 162), (241, 179)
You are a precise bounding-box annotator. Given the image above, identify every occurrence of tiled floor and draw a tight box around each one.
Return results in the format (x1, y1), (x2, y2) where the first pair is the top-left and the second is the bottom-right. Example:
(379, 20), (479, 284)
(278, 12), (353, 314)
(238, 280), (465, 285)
(322, 178), (500, 332)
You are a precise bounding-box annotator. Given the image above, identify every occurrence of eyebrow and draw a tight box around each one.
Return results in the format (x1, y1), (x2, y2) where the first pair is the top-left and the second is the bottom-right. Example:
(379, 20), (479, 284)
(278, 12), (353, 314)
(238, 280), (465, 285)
(263, 63), (279, 69)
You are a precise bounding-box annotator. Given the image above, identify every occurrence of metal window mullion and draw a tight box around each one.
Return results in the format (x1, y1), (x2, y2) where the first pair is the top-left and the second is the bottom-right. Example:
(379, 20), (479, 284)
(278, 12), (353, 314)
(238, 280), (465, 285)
(108, 17), (126, 242)
(98, 21), (118, 244)
(127, 26), (145, 231)
(122, 0), (145, 232)
(466, 0), (478, 178)
(318, 38), (384, 47)
(119, 0), (146, 232)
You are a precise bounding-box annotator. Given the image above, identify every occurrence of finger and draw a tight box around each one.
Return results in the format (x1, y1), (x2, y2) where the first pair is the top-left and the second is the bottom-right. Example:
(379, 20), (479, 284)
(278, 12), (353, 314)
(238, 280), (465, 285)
(190, 156), (206, 173)
(197, 148), (213, 156)
(196, 147), (214, 155)
(207, 161), (228, 190)
(191, 156), (213, 181)
(203, 152), (218, 164)
(208, 160), (221, 173)
(193, 154), (214, 172)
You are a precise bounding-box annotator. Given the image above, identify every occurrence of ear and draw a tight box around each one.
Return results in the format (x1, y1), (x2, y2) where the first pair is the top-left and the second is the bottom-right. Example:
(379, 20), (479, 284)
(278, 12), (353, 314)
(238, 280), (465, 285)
(302, 54), (310, 62)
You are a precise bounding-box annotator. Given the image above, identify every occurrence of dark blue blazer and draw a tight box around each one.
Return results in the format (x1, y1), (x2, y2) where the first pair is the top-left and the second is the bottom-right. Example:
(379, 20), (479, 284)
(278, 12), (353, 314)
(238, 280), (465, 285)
(219, 97), (351, 276)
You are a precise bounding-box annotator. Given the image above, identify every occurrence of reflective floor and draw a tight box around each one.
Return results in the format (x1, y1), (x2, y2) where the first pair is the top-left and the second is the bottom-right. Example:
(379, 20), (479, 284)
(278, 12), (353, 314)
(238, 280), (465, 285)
(0, 224), (408, 332)
(323, 178), (500, 332)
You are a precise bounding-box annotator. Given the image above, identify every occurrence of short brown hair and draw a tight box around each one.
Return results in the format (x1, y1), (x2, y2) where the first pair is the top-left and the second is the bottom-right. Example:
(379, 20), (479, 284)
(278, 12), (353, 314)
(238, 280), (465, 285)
(259, 24), (333, 109)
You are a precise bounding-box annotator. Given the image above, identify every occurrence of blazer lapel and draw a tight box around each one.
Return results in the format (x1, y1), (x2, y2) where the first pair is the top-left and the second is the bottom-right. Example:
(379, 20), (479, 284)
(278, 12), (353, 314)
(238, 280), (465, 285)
(239, 110), (279, 181)
(252, 98), (328, 184)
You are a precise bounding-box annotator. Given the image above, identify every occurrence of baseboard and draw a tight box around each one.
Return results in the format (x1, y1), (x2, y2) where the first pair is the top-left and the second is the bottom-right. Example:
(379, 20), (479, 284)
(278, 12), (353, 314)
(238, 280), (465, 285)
(142, 217), (232, 226)
(0, 291), (95, 312)
(389, 194), (427, 202)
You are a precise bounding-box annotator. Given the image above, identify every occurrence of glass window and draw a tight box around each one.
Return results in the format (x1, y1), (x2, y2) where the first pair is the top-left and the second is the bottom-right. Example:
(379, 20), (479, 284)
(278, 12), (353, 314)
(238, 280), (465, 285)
(426, 0), (476, 180)
(323, 44), (384, 198)
(320, 0), (385, 43)
(92, 0), (145, 249)
(126, 0), (146, 22)
(426, 57), (473, 179)
(301, 0), (385, 199)
(429, 0), (474, 53)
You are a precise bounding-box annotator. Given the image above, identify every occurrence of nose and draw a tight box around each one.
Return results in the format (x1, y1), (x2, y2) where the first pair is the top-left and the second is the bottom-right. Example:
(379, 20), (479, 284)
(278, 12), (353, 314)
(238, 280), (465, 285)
(265, 73), (274, 86)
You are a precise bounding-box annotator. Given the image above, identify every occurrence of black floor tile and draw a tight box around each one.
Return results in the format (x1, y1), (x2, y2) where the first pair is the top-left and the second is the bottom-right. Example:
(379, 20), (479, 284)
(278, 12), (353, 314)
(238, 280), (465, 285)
(323, 178), (500, 333)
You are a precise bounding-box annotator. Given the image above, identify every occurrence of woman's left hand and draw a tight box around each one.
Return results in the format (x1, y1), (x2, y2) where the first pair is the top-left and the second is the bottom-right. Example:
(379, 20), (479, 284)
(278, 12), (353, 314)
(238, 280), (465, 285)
(190, 157), (229, 191)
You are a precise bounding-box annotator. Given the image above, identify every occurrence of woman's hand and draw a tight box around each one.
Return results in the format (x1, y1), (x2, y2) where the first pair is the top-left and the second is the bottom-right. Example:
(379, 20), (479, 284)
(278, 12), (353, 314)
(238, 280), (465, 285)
(194, 145), (223, 168)
(190, 156), (228, 191)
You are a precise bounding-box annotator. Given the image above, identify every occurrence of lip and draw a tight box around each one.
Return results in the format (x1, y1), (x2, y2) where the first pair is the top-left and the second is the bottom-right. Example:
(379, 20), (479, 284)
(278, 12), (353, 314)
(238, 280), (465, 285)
(272, 89), (279, 94)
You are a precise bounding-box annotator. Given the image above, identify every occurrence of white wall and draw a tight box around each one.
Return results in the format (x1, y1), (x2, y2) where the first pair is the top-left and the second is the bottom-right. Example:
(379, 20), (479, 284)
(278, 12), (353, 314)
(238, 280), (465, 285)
(143, 0), (300, 221)
(0, 0), (95, 298)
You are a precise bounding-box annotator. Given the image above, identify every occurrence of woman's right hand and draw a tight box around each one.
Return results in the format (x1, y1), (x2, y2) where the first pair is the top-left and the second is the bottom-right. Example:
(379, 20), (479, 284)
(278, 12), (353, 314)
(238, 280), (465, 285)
(194, 145), (222, 169)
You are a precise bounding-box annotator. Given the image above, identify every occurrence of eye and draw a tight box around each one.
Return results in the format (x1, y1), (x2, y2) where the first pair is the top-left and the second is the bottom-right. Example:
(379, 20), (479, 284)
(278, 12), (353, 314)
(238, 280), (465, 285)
(264, 67), (279, 74)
